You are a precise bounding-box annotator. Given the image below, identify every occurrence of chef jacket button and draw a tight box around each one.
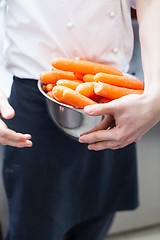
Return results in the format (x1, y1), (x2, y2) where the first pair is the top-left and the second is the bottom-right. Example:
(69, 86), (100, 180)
(109, 11), (116, 18)
(66, 22), (73, 28)
(112, 48), (118, 54)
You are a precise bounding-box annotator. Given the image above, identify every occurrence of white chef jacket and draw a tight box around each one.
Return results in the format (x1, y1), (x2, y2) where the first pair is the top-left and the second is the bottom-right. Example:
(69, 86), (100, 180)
(2, 0), (136, 80)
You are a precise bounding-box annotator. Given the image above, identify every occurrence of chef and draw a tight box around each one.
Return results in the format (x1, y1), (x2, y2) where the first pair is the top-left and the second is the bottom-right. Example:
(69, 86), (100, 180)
(1, 0), (158, 240)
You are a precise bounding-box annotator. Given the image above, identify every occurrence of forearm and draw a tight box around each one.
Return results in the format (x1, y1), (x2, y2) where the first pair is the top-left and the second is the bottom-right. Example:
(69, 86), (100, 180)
(79, 0), (160, 150)
(136, 0), (160, 94)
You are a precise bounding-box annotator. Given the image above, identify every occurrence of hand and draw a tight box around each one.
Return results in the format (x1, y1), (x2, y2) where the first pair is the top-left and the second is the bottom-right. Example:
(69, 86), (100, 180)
(0, 89), (32, 148)
(79, 93), (160, 150)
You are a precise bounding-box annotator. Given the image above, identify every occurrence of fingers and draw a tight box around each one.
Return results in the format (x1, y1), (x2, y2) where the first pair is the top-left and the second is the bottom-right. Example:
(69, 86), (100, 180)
(79, 126), (131, 150)
(87, 140), (128, 151)
(84, 102), (116, 116)
(0, 138), (32, 148)
(0, 90), (32, 148)
(0, 120), (32, 148)
(79, 128), (117, 144)
(80, 115), (114, 137)
(0, 90), (15, 119)
(80, 95), (152, 151)
(79, 124), (134, 150)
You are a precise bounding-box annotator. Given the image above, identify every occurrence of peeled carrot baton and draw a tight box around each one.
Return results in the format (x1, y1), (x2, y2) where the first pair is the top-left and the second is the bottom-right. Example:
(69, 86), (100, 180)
(51, 57), (123, 76)
(40, 69), (76, 84)
(47, 91), (56, 99)
(76, 82), (101, 102)
(94, 82), (144, 100)
(74, 72), (85, 80)
(94, 73), (144, 90)
(99, 98), (111, 103)
(56, 79), (83, 90)
(42, 85), (47, 93)
(52, 86), (73, 105)
(63, 88), (97, 109)
(83, 74), (95, 82)
(46, 84), (56, 92)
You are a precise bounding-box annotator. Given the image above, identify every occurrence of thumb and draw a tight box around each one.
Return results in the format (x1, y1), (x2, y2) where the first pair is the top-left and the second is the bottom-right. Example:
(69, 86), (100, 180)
(0, 91), (15, 119)
(84, 102), (115, 116)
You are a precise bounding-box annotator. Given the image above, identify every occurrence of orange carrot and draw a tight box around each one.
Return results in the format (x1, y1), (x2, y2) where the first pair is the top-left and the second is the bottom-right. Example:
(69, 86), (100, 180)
(56, 79), (83, 90)
(99, 98), (111, 103)
(94, 73), (144, 90)
(42, 85), (47, 93)
(46, 84), (55, 92)
(47, 91), (56, 99)
(40, 69), (76, 84)
(76, 82), (101, 102)
(63, 88), (97, 109)
(51, 57), (123, 76)
(94, 82), (144, 100)
(83, 74), (95, 82)
(74, 72), (85, 80)
(52, 86), (72, 105)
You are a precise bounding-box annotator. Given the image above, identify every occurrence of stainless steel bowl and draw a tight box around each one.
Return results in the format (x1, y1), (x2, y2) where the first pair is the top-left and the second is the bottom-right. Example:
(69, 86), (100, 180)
(38, 80), (104, 141)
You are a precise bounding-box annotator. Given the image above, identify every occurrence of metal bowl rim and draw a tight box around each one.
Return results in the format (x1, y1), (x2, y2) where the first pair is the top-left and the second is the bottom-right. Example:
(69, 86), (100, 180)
(37, 80), (84, 114)
(37, 72), (137, 114)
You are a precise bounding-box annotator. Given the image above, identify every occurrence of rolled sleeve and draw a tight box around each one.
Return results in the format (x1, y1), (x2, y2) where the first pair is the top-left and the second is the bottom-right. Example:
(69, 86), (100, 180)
(131, 0), (136, 9)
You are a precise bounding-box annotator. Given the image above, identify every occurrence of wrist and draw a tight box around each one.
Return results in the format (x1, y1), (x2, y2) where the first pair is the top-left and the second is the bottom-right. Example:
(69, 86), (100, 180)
(142, 89), (160, 120)
(144, 83), (160, 100)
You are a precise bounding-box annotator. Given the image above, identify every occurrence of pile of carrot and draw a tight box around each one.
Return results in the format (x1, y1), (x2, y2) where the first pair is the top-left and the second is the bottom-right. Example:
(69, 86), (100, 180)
(40, 57), (144, 109)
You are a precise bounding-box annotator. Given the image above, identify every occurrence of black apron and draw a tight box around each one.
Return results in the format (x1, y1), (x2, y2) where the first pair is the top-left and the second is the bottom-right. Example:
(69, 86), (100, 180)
(2, 76), (138, 240)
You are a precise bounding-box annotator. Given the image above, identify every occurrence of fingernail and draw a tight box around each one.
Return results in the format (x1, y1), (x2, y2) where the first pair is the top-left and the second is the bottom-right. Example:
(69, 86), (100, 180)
(25, 140), (32, 147)
(84, 106), (91, 111)
(78, 138), (83, 143)
(2, 110), (15, 119)
(84, 106), (94, 114)
(88, 145), (93, 150)
(24, 134), (32, 139)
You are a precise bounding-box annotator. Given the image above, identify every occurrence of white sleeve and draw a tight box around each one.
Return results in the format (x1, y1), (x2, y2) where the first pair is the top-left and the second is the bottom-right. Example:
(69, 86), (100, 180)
(131, 0), (136, 9)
